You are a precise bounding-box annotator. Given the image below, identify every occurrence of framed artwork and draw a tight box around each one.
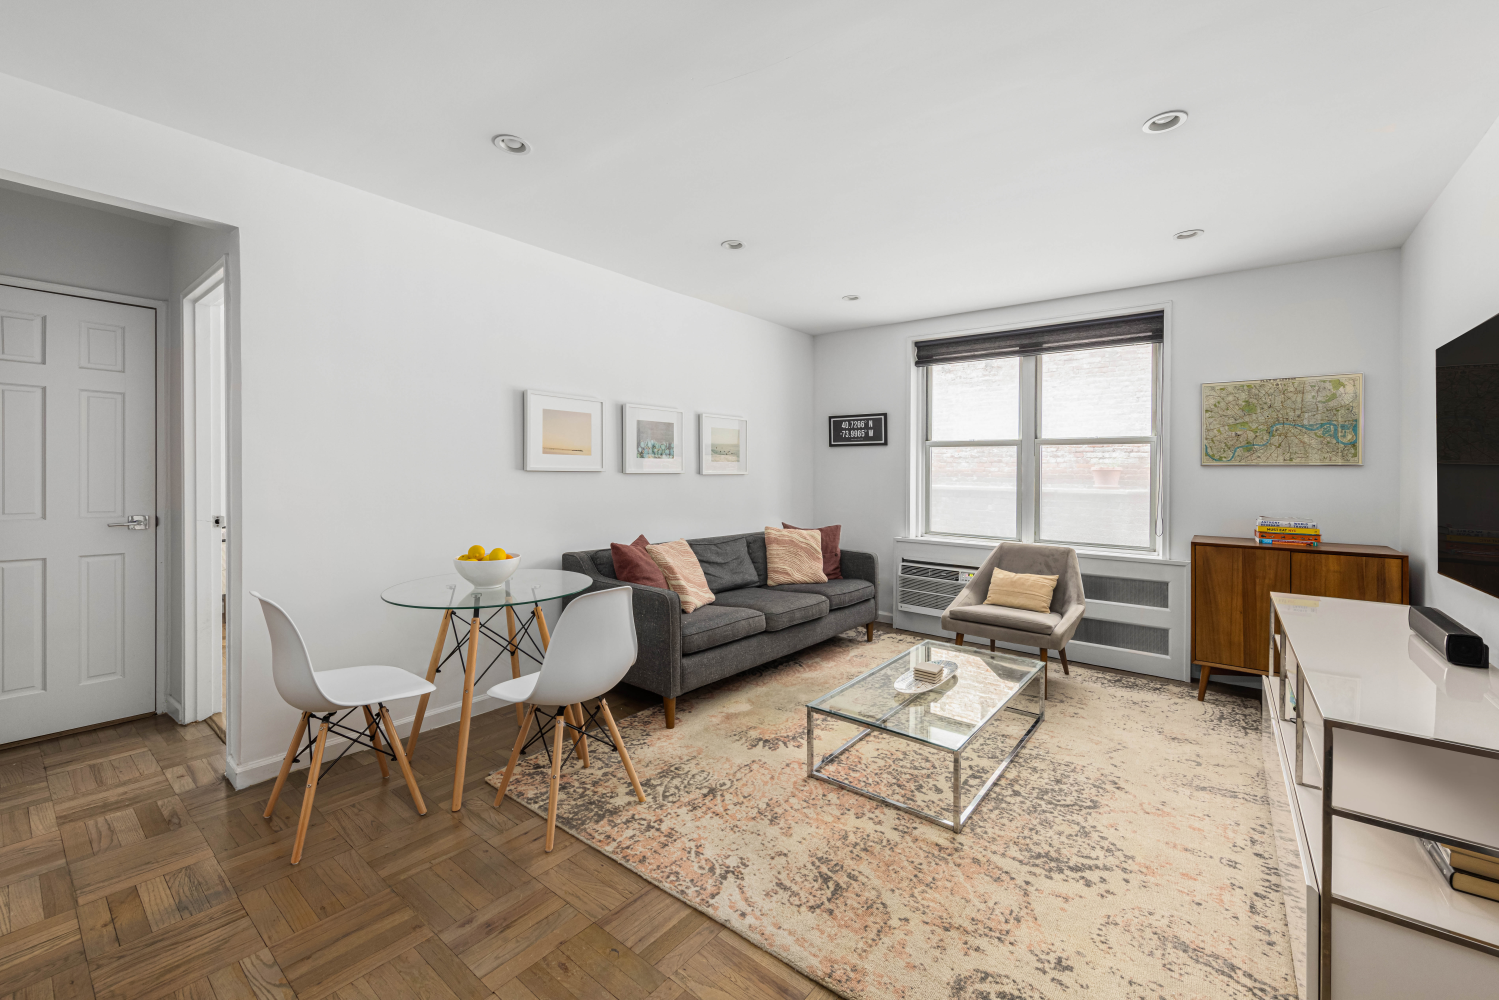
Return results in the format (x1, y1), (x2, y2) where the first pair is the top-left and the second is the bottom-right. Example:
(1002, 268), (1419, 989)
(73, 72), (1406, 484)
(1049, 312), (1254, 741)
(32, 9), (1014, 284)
(828, 412), (888, 446)
(524, 390), (604, 471)
(1201, 373), (1363, 466)
(699, 413), (748, 475)
(622, 403), (684, 474)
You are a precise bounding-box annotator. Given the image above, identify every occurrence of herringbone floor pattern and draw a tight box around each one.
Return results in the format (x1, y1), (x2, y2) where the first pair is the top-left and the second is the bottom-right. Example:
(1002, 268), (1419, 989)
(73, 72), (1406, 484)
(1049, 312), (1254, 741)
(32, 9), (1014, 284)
(0, 691), (833, 1000)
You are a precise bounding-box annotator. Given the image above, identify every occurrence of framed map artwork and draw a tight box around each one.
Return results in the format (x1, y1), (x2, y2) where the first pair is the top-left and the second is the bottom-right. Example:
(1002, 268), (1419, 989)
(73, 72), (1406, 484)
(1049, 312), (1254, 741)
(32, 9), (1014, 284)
(1201, 373), (1363, 466)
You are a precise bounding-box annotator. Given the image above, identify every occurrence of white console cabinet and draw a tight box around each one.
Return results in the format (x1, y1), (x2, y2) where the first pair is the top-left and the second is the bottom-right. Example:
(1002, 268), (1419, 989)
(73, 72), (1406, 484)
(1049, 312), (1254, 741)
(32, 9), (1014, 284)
(1262, 593), (1499, 999)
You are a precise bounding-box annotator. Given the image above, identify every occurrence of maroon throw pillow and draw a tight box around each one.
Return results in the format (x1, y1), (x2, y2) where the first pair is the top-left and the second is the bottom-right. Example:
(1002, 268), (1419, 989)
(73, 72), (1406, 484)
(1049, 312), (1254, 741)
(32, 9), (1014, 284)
(782, 523), (842, 579)
(611, 535), (668, 589)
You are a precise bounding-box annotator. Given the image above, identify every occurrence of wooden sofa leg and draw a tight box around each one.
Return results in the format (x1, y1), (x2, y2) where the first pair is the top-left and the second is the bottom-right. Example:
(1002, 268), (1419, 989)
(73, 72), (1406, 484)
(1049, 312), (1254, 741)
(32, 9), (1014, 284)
(989, 639), (995, 652)
(1059, 646), (1070, 675)
(664, 697), (676, 729)
(954, 633), (964, 647)
(866, 622), (875, 642)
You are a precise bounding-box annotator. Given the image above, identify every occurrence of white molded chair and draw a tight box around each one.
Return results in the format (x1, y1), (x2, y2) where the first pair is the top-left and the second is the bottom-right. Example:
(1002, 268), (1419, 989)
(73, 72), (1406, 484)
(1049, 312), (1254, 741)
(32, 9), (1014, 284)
(253, 592), (435, 863)
(487, 586), (645, 851)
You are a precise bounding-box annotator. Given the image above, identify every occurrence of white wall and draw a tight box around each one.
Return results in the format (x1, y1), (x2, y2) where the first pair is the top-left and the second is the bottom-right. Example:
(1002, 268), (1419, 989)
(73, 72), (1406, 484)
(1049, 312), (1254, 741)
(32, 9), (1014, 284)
(815, 250), (1402, 614)
(1399, 116), (1499, 642)
(0, 72), (814, 786)
(0, 184), (170, 298)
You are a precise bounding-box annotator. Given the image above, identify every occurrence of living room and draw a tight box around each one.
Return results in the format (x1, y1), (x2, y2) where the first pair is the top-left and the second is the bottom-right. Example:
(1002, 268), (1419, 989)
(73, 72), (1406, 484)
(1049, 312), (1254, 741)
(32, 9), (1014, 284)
(2, 4), (1499, 1000)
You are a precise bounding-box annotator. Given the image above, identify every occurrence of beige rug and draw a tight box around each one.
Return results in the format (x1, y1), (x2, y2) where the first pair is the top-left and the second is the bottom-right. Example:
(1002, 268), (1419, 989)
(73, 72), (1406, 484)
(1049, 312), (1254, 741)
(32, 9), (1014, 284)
(488, 630), (1297, 1000)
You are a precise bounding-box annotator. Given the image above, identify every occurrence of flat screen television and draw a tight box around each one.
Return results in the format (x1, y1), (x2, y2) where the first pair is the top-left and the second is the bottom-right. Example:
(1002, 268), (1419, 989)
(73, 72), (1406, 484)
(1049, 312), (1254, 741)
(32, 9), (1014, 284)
(1437, 311), (1499, 598)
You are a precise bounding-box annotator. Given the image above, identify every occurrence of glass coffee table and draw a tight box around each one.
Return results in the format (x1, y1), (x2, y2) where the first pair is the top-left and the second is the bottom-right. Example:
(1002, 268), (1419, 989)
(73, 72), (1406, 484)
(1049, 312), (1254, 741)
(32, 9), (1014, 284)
(806, 639), (1045, 832)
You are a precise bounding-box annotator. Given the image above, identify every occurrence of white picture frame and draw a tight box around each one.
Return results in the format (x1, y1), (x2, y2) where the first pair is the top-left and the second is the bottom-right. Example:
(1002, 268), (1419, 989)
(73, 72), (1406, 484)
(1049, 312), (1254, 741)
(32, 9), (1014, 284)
(524, 390), (604, 471)
(699, 413), (748, 475)
(622, 403), (684, 474)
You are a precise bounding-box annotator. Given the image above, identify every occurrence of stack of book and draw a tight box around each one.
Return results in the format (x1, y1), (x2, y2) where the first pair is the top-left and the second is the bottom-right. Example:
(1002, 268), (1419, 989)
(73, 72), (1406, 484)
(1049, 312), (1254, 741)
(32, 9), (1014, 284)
(1420, 840), (1499, 902)
(1256, 515), (1321, 547)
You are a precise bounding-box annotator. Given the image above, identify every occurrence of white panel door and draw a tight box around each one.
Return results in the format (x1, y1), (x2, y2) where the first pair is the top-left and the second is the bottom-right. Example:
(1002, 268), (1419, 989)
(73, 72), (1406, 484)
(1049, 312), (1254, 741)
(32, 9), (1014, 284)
(0, 284), (155, 743)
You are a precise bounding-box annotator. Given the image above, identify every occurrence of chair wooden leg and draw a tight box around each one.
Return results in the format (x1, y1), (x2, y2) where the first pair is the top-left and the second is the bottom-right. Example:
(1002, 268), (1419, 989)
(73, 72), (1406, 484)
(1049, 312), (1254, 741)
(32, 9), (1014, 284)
(954, 633), (964, 647)
(664, 697), (676, 729)
(291, 720), (329, 864)
(866, 622), (874, 642)
(379, 705), (427, 816)
(990, 639), (995, 652)
(361, 706), (389, 778)
(1059, 646), (1070, 674)
(494, 705), (537, 805)
(599, 698), (645, 803)
(545, 707), (567, 852)
(264, 712), (310, 819)
(1197, 663), (1212, 701)
(569, 704), (590, 767)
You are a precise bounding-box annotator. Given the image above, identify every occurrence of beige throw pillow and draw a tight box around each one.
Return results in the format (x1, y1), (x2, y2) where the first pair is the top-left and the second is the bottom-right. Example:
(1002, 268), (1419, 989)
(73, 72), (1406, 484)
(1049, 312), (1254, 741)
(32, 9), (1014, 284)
(764, 527), (828, 585)
(646, 539), (716, 613)
(984, 568), (1058, 614)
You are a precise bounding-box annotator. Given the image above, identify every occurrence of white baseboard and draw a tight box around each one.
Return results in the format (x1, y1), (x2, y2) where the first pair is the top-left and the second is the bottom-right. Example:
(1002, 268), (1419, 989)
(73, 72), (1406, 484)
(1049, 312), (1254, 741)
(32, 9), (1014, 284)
(876, 611), (893, 623)
(222, 695), (511, 790)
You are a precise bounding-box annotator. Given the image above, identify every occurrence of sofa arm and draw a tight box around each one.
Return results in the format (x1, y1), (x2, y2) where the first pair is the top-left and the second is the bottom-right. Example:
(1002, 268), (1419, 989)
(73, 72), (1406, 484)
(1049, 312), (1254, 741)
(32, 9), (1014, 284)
(561, 551), (683, 698)
(839, 549), (878, 591)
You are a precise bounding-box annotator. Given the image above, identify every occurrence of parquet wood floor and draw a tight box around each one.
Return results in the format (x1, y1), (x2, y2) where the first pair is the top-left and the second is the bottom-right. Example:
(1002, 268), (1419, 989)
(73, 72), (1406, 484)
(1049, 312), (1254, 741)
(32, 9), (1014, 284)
(0, 690), (834, 1000)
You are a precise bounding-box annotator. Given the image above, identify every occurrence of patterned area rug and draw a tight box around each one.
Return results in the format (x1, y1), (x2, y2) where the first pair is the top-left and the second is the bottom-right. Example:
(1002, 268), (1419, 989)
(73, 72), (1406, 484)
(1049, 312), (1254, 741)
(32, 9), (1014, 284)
(487, 629), (1297, 1000)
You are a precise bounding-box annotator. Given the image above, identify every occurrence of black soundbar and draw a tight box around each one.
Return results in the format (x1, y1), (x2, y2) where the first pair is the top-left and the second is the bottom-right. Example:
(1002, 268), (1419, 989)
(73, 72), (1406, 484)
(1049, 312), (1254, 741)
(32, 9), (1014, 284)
(1410, 606), (1490, 668)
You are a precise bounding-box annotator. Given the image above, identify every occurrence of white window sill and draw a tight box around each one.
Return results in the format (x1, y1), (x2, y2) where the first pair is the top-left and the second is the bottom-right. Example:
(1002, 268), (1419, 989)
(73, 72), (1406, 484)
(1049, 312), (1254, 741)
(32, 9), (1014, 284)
(896, 535), (1186, 567)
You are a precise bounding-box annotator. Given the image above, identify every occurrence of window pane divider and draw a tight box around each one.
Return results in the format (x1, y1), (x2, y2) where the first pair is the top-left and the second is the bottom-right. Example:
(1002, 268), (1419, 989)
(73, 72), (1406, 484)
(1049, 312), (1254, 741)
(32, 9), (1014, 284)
(927, 439), (1022, 447)
(1036, 436), (1155, 446)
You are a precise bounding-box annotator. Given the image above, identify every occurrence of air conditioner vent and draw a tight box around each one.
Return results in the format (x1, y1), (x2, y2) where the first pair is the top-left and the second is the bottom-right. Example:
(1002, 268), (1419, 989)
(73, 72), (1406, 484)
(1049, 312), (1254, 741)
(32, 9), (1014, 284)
(897, 558), (979, 617)
(1081, 574), (1169, 609)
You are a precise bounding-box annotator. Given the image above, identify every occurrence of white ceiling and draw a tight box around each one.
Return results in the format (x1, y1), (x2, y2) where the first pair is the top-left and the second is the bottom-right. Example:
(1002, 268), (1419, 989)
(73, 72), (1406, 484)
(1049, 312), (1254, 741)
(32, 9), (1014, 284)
(2, 1), (1498, 333)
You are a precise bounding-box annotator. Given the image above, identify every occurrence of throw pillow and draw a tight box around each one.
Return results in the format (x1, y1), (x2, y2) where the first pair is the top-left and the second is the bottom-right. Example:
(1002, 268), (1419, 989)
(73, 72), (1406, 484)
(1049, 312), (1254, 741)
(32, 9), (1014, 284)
(782, 522), (843, 579)
(687, 536), (759, 593)
(764, 527), (828, 586)
(984, 568), (1059, 614)
(645, 539), (716, 613)
(610, 534), (668, 590)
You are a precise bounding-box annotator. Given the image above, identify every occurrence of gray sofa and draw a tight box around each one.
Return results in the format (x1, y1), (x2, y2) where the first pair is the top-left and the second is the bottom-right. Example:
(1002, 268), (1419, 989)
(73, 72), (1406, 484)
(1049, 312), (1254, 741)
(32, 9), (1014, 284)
(562, 532), (878, 727)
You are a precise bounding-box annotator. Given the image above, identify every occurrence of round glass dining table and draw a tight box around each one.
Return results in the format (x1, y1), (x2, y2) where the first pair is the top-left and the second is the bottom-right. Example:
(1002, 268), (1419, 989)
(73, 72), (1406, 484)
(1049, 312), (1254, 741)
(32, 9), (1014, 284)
(380, 570), (592, 811)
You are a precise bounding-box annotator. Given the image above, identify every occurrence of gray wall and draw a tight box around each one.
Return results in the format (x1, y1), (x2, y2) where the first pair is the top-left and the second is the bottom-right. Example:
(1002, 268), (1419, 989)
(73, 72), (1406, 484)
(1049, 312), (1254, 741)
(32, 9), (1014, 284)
(0, 184), (171, 299)
(814, 250), (1402, 615)
(1399, 114), (1499, 642)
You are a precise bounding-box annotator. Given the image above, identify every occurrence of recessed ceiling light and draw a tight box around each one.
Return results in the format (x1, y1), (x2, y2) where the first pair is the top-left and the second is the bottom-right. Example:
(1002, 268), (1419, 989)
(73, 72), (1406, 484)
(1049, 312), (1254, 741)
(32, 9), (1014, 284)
(721, 240), (744, 250)
(492, 133), (530, 154)
(842, 294), (860, 301)
(1174, 229), (1204, 240)
(1142, 110), (1188, 134)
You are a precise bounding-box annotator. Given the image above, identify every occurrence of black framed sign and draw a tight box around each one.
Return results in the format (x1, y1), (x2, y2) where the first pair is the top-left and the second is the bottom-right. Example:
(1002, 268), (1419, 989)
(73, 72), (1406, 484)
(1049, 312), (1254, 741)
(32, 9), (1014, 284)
(828, 413), (887, 446)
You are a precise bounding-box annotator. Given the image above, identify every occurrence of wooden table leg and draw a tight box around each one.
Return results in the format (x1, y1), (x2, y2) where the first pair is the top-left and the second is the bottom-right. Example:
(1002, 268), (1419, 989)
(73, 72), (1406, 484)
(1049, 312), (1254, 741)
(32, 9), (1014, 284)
(451, 613), (481, 812)
(534, 603), (551, 649)
(407, 609), (452, 762)
(506, 605), (523, 726)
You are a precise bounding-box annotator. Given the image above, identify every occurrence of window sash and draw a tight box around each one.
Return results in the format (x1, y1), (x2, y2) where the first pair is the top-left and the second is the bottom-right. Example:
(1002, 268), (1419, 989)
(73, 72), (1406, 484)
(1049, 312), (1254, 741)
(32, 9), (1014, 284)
(923, 344), (1162, 551)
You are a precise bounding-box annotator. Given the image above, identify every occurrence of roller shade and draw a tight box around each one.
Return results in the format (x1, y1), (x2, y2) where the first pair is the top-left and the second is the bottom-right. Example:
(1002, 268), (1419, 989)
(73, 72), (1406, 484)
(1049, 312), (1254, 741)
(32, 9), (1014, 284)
(914, 311), (1164, 367)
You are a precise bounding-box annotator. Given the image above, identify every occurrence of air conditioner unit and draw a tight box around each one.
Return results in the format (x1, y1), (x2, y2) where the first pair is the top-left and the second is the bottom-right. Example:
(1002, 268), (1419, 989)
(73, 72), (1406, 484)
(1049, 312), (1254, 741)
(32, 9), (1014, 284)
(897, 558), (980, 616)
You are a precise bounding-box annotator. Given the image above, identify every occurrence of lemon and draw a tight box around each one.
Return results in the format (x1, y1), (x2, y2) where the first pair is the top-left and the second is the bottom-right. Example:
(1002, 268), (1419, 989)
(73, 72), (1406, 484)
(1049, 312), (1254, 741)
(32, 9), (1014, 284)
(487, 547), (509, 561)
(456, 554), (473, 561)
(467, 544), (485, 559)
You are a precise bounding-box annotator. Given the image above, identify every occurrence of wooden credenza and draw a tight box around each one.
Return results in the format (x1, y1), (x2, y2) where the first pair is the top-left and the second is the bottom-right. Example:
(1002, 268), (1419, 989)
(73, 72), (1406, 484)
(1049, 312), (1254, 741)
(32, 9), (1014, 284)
(1189, 535), (1408, 699)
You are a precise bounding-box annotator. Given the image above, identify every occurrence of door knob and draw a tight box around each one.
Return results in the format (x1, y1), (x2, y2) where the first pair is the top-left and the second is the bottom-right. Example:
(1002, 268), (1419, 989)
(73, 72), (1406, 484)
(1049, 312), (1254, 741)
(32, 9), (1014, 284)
(107, 514), (149, 530)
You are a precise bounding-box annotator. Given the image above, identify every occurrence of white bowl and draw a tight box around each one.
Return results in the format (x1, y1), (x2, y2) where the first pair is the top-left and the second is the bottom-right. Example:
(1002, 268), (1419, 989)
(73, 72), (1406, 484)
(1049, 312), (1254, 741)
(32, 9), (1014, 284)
(453, 555), (521, 589)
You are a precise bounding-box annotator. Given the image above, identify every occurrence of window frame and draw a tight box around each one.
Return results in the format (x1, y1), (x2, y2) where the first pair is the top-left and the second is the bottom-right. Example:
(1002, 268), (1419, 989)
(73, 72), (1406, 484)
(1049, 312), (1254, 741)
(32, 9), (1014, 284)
(921, 342), (1163, 553)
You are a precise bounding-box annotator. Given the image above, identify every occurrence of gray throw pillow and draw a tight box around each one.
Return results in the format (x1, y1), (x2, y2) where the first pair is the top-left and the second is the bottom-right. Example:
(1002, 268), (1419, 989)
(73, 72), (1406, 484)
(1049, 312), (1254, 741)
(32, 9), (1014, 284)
(688, 537), (759, 593)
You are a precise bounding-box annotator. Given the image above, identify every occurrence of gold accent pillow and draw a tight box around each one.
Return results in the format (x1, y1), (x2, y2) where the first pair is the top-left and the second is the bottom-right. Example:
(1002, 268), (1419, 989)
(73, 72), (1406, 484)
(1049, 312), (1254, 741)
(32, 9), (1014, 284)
(984, 568), (1058, 614)
(764, 527), (828, 585)
(645, 539), (716, 613)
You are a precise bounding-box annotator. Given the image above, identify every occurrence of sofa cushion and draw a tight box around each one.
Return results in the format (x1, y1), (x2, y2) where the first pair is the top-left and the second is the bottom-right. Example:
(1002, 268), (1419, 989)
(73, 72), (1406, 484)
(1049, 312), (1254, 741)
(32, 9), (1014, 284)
(764, 527), (828, 585)
(688, 536), (759, 593)
(712, 587), (829, 631)
(782, 523), (843, 579)
(611, 535), (668, 589)
(645, 539), (715, 613)
(771, 577), (874, 611)
(946, 602), (1061, 635)
(679, 604), (766, 654)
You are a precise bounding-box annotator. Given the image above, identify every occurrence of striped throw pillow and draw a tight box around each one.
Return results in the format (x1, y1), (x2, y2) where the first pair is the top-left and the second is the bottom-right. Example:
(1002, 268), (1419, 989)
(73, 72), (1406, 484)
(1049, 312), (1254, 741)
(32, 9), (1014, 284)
(764, 527), (828, 585)
(645, 539), (716, 613)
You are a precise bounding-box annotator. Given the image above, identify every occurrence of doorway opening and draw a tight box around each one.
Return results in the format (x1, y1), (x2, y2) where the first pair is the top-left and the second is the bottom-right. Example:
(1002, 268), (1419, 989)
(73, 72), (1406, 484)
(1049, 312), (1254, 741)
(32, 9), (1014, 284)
(181, 262), (229, 735)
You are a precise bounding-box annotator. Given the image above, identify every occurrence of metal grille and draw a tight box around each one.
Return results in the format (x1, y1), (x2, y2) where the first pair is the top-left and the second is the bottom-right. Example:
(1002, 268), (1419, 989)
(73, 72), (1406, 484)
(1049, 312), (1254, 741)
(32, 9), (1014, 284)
(897, 559), (977, 616)
(1081, 574), (1169, 609)
(1073, 617), (1170, 656)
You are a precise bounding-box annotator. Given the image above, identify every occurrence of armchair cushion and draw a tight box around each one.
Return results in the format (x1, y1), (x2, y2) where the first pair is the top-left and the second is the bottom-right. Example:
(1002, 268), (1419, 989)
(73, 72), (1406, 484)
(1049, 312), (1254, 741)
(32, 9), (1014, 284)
(947, 602), (1061, 634)
(984, 568), (1058, 613)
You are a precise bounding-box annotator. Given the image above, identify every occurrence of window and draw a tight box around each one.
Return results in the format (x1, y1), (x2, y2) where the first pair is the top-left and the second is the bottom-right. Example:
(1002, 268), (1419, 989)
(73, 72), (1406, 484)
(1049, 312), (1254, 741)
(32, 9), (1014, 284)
(920, 315), (1162, 552)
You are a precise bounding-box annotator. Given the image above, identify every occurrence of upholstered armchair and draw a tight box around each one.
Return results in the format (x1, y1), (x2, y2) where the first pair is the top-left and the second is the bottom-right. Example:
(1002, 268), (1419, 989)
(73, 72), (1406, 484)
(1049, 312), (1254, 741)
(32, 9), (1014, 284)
(939, 542), (1085, 696)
